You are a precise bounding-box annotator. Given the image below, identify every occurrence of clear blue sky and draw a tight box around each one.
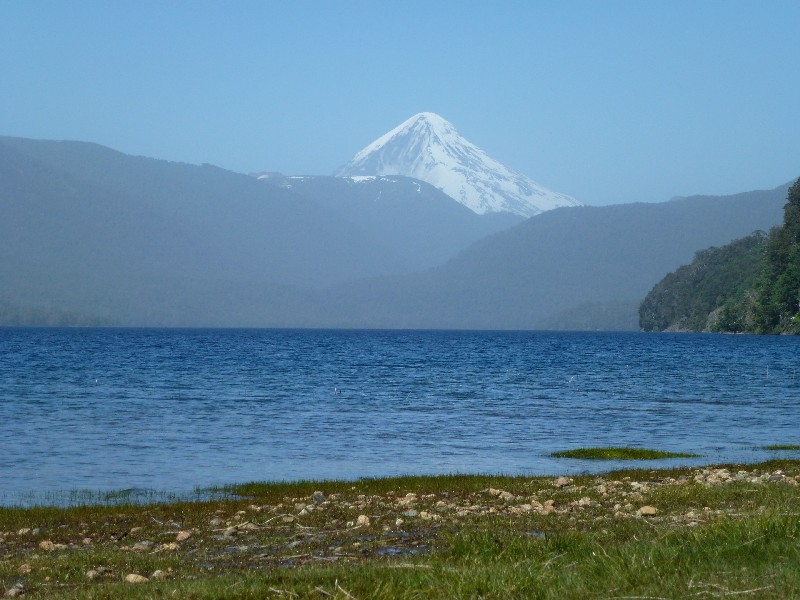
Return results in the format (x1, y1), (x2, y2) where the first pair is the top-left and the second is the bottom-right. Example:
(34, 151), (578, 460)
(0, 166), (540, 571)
(2, 1), (798, 205)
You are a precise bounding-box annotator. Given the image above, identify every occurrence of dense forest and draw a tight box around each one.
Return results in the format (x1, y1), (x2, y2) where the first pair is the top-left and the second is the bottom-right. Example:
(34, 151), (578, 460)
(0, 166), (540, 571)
(640, 178), (800, 333)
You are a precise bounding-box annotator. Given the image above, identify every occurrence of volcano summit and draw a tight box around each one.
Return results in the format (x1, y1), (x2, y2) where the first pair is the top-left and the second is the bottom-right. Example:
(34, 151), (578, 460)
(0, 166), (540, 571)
(336, 112), (580, 217)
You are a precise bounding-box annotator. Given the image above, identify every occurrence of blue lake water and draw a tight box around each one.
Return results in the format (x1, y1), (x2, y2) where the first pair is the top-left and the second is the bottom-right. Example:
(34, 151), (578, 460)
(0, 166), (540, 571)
(1, 328), (799, 504)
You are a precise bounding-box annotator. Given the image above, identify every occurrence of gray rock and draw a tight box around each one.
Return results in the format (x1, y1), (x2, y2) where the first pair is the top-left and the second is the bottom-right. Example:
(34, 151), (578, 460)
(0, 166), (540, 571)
(311, 491), (326, 504)
(85, 566), (113, 580)
(5, 583), (25, 598)
(132, 540), (156, 551)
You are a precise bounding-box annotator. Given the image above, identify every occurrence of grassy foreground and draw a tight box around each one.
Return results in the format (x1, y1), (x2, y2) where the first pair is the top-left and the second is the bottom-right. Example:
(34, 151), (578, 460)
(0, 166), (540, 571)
(1, 461), (799, 599)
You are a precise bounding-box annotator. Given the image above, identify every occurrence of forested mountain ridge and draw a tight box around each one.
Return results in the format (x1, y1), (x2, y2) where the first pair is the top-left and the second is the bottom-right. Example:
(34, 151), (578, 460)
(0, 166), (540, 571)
(0, 136), (516, 326)
(314, 187), (790, 330)
(0, 134), (793, 329)
(640, 178), (800, 333)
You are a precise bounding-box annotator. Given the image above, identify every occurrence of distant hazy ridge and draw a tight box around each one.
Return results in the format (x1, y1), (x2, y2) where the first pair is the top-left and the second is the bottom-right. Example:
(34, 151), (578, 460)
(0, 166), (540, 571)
(0, 136), (790, 329)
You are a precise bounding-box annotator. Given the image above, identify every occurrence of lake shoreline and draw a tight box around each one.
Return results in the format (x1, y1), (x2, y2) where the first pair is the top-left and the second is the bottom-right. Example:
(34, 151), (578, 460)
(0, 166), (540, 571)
(2, 459), (799, 598)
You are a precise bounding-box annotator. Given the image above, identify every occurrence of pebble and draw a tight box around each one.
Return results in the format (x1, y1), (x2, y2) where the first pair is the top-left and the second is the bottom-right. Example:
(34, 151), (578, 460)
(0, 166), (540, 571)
(311, 491), (326, 504)
(85, 567), (114, 580)
(4, 583), (25, 598)
(151, 569), (168, 580)
(125, 573), (149, 583)
(38, 540), (54, 552)
(132, 540), (156, 551)
(554, 477), (572, 488)
(17, 564), (32, 575)
(638, 506), (658, 517)
(356, 515), (370, 526)
(176, 530), (192, 542)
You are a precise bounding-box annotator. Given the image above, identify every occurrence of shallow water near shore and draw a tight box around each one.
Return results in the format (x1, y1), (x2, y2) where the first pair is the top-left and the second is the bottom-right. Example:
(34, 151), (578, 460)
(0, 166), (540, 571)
(2, 328), (800, 505)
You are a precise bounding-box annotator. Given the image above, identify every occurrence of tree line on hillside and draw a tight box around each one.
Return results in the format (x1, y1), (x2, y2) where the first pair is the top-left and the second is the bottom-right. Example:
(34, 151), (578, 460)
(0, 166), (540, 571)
(0, 301), (116, 327)
(640, 178), (800, 334)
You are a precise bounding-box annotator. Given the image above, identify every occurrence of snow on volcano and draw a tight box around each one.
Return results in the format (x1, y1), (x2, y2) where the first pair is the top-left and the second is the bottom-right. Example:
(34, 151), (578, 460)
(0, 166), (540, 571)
(335, 112), (580, 217)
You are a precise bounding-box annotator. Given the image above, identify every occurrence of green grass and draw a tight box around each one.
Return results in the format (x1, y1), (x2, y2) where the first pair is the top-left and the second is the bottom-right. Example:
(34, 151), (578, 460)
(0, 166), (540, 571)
(1, 460), (798, 599)
(765, 444), (800, 451)
(550, 446), (699, 459)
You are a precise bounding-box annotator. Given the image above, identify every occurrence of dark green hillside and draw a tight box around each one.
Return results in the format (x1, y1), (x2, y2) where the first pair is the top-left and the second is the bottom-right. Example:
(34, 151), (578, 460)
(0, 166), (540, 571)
(639, 233), (768, 332)
(752, 178), (800, 333)
(640, 178), (800, 334)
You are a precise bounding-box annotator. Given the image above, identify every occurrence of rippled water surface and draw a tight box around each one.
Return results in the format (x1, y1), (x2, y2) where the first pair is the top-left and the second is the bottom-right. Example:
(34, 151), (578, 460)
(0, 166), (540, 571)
(2, 328), (800, 503)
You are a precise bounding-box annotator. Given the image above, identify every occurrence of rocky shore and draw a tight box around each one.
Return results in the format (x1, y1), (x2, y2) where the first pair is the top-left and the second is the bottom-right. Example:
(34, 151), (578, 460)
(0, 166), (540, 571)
(1, 462), (799, 598)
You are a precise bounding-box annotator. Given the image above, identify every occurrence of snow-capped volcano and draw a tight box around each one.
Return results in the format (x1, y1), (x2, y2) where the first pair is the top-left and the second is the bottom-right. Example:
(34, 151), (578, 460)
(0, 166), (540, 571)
(335, 112), (580, 217)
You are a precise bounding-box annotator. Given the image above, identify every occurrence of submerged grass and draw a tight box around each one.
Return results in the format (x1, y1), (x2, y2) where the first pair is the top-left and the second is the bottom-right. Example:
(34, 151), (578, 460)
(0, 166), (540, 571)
(1, 460), (798, 599)
(550, 446), (699, 460)
(765, 444), (800, 451)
